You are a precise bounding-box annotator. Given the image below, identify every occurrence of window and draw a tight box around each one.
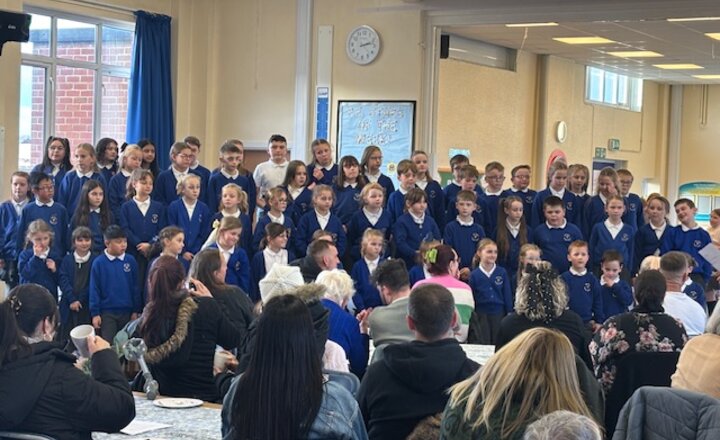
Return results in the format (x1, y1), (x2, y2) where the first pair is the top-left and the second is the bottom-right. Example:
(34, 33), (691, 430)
(18, 9), (134, 171)
(585, 66), (643, 112)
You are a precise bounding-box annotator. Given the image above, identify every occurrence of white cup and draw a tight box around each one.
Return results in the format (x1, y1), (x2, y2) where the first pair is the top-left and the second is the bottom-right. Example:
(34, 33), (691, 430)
(70, 325), (95, 358)
(213, 350), (232, 371)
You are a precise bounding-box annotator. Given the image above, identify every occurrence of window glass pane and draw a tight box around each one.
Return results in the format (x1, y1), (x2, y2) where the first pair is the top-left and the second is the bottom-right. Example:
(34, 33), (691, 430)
(21, 13), (51, 57)
(102, 27), (133, 67)
(57, 18), (96, 63)
(631, 78), (643, 111)
(697, 196), (711, 214)
(587, 67), (604, 102)
(100, 75), (129, 143)
(617, 76), (629, 105)
(19, 65), (47, 171)
(55, 66), (95, 144)
(604, 72), (618, 104)
(713, 196), (720, 210)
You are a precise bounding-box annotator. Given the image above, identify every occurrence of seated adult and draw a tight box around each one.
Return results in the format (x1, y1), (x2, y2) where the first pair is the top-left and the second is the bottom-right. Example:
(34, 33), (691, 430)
(317, 269), (369, 377)
(221, 294), (367, 439)
(133, 256), (243, 402)
(660, 251), (707, 336)
(290, 239), (340, 282)
(412, 244), (474, 342)
(189, 248), (255, 353)
(441, 328), (597, 439)
(362, 259), (414, 347)
(672, 302), (720, 398)
(0, 284), (135, 439)
(590, 269), (687, 394)
(523, 410), (602, 440)
(358, 283), (478, 440)
(496, 261), (591, 368)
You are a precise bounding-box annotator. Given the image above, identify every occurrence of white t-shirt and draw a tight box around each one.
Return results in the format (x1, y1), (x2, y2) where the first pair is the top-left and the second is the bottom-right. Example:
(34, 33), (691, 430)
(663, 291), (707, 337)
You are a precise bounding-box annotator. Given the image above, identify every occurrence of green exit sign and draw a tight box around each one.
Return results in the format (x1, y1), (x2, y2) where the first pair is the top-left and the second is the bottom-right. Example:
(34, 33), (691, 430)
(595, 147), (607, 159)
(608, 138), (620, 151)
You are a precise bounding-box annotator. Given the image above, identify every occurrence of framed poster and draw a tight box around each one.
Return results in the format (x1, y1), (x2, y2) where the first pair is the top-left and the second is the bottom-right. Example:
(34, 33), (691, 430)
(337, 100), (416, 187)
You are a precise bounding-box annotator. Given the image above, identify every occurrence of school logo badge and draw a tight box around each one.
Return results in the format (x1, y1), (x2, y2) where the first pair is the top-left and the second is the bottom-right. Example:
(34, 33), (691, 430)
(472, 232), (480, 242)
(235, 261), (241, 271)
(49, 214), (58, 225)
(430, 190), (437, 198)
(353, 193), (362, 203)
(563, 233), (572, 242)
(584, 283), (592, 292)
(331, 232), (338, 242)
(621, 233), (630, 242)
(526, 195), (534, 204)
(495, 276), (504, 285)
(566, 202), (573, 211)
(694, 240), (702, 248)
(629, 203), (637, 211)
(151, 214), (159, 224)
(476, 206), (483, 213)
(123, 263), (131, 273)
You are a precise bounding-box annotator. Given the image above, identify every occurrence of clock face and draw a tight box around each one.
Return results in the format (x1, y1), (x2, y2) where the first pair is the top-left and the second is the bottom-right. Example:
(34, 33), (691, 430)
(346, 25), (380, 65)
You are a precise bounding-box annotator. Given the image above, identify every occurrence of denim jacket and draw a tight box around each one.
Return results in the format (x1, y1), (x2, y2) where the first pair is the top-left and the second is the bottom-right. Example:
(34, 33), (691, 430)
(222, 375), (368, 439)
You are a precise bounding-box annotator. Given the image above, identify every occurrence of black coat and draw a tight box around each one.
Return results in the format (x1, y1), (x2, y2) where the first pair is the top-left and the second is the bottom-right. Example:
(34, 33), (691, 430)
(0, 342), (135, 440)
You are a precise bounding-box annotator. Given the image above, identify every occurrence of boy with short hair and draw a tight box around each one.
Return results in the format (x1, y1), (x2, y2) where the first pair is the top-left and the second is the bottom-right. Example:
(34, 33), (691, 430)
(184, 135), (211, 205)
(0, 171), (31, 288)
(387, 159), (418, 223)
(501, 164), (536, 222)
(443, 154), (470, 213)
(16, 172), (68, 256)
(661, 198), (713, 286)
(445, 165), (490, 232)
(599, 250), (633, 319)
(207, 142), (254, 214)
(443, 190), (486, 273)
(616, 169), (644, 230)
(89, 225), (141, 341)
(253, 134), (289, 211)
(561, 240), (604, 329)
(681, 253), (707, 310)
(480, 161), (506, 233)
(533, 196), (583, 274)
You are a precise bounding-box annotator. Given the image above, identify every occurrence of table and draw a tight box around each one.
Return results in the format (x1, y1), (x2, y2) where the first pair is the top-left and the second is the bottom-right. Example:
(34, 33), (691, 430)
(93, 394), (222, 440)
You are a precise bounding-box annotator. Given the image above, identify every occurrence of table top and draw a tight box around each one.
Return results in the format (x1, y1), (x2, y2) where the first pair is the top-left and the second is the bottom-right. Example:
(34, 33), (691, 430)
(93, 394), (221, 440)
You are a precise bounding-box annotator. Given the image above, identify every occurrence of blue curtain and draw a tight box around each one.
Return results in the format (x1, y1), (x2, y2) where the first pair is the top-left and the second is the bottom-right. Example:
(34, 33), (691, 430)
(126, 11), (173, 170)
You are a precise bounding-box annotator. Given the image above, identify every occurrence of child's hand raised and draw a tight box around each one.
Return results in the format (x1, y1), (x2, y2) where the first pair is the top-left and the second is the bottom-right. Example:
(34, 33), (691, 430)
(313, 167), (324, 181)
(46, 259), (56, 273)
(33, 243), (47, 257)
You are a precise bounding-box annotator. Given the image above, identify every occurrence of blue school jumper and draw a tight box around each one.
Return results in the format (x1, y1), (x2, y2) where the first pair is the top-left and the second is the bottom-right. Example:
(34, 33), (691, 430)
(18, 249), (61, 300)
(479, 192), (502, 234)
(625, 193), (644, 230)
(533, 222), (583, 274)
(468, 265), (513, 315)
(250, 248), (295, 302)
(306, 163), (338, 186)
(633, 223), (668, 275)
(589, 222), (636, 271)
(206, 171), (253, 214)
(661, 225), (713, 283)
(350, 258), (385, 311)
(210, 211), (253, 258)
(387, 188), (411, 224)
(392, 213), (441, 268)
(108, 171), (130, 221)
(284, 185), (313, 225)
(346, 209), (391, 263)
(69, 211), (109, 252)
(408, 265), (426, 286)
(582, 195), (639, 238)
(208, 243), (251, 294)
(561, 270), (604, 324)
(443, 182), (484, 215)
(58, 251), (99, 323)
(600, 279), (633, 319)
(189, 164), (211, 205)
(443, 219), (486, 270)
(89, 252), (141, 317)
(683, 280), (707, 310)
(445, 192), (492, 234)
(32, 163), (69, 200)
(493, 224), (533, 289)
(421, 180), (446, 229)
(333, 184), (363, 226)
(57, 171), (107, 215)
(252, 213), (295, 255)
(152, 168), (183, 206)
(99, 163), (118, 183)
(530, 188), (579, 229)
(369, 174), (395, 203)
(0, 200), (24, 262)
(501, 188), (537, 222)
(17, 201), (69, 256)
(295, 210), (347, 257)
(167, 199), (212, 256)
(119, 199), (167, 252)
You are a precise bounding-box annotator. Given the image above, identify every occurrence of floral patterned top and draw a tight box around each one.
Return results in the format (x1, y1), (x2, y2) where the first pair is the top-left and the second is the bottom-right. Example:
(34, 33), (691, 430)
(589, 310), (688, 393)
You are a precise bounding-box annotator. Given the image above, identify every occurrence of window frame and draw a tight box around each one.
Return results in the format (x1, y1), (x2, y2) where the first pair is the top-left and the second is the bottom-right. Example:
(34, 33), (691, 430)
(585, 66), (643, 112)
(20, 6), (134, 154)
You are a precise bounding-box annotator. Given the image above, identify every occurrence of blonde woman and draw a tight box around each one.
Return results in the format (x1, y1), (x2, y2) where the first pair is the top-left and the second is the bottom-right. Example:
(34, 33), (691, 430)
(440, 328), (597, 439)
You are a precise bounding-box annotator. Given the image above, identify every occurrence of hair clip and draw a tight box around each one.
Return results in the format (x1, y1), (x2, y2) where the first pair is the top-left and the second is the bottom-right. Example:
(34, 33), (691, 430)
(8, 296), (22, 315)
(425, 248), (438, 264)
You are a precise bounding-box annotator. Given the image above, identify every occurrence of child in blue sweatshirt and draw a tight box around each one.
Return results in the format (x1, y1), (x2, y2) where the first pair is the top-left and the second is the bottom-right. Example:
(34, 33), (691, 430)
(392, 188), (441, 268)
(387, 159), (418, 224)
(209, 183), (253, 258)
(295, 184), (347, 257)
(108, 144), (143, 221)
(282, 160), (313, 226)
(443, 154), (474, 219)
(31, 136), (72, 198)
(69, 180), (113, 252)
(493, 195), (532, 292)
(95, 138), (119, 183)
(634, 194), (670, 276)
(531, 161), (579, 228)
(152, 141), (194, 205)
(250, 223), (293, 302)
(207, 141), (254, 215)
(167, 174), (212, 264)
(533, 196), (583, 274)
(57, 143), (107, 215)
(661, 198), (713, 285)
(184, 135), (211, 206)
(599, 250), (633, 319)
(332, 155), (365, 227)
(479, 161), (506, 234)
(350, 228), (386, 311)
(501, 164), (537, 223)
(617, 169), (644, 230)
(0, 171), (31, 288)
(567, 164), (590, 222)
(444, 190), (486, 271)
(682, 253), (708, 311)
(59, 226), (99, 340)
(360, 145), (395, 203)
(346, 183), (391, 264)
(412, 150), (445, 229)
(252, 187), (296, 255)
(89, 225), (141, 341)
(468, 239), (513, 344)
(561, 240), (604, 329)
(589, 194), (635, 276)
(18, 219), (61, 301)
(17, 172), (69, 256)
(306, 138), (337, 186)
(446, 164), (491, 232)
(206, 216), (252, 295)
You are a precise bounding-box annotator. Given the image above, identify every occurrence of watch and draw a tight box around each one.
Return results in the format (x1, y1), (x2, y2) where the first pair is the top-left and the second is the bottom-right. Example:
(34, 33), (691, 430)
(346, 25), (381, 65)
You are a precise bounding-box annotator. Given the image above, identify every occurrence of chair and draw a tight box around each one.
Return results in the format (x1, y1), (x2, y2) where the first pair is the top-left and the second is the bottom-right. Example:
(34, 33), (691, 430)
(604, 351), (680, 437)
(0, 432), (56, 440)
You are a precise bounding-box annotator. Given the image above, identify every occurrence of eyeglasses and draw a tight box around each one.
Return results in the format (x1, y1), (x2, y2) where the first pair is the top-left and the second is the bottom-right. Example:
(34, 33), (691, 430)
(37, 185), (54, 191)
(486, 175), (506, 181)
(177, 154), (193, 160)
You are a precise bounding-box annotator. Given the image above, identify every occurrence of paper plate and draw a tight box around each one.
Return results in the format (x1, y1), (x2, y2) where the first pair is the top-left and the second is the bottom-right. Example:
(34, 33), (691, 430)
(152, 398), (203, 409)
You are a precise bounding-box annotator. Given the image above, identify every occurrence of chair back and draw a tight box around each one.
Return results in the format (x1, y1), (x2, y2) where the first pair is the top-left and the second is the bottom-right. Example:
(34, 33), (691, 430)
(604, 351), (680, 437)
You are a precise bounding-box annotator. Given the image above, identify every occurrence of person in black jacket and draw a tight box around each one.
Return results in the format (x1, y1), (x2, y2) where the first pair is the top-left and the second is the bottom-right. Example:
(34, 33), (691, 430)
(0, 283), (135, 440)
(358, 283), (479, 440)
(134, 255), (243, 403)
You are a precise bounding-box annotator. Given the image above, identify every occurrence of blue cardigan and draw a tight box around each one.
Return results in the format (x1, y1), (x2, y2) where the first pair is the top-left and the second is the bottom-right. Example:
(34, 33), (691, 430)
(18, 249), (61, 300)
(468, 265), (513, 315)
(119, 199), (167, 250)
(251, 214), (295, 256)
(350, 258), (385, 311)
(661, 225), (713, 282)
(387, 189), (411, 224)
(422, 180), (446, 230)
(561, 270), (604, 323)
(533, 222), (584, 274)
(206, 171), (254, 214)
(166, 199), (212, 255)
(588, 222), (635, 271)
(108, 171), (130, 221)
(0, 201), (22, 260)
(306, 163), (338, 186)
(582, 195), (639, 238)
(295, 210), (347, 257)
(346, 209), (392, 263)
(152, 168), (183, 206)
(443, 220), (486, 270)
(57, 171), (107, 215)
(17, 202), (69, 256)
(210, 211), (253, 258)
(333, 184), (363, 226)
(208, 243), (251, 295)
(285, 186), (314, 226)
(89, 252), (141, 316)
(683, 280), (707, 310)
(69, 211), (109, 252)
(58, 251), (99, 322)
(392, 213), (441, 267)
